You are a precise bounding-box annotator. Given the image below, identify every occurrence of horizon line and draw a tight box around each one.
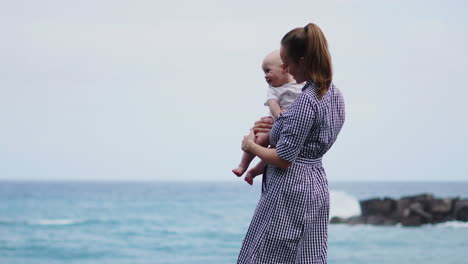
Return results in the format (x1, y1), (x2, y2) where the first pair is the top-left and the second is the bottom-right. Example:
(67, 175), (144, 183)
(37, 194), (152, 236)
(0, 179), (467, 183)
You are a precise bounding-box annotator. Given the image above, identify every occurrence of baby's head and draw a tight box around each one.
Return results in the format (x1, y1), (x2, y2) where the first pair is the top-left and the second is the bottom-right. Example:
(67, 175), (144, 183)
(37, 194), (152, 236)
(262, 50), (294, 87)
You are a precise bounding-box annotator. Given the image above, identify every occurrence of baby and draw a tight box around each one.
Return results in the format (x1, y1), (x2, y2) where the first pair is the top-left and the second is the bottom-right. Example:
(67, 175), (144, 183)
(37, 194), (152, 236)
(232, 50), (304, 184)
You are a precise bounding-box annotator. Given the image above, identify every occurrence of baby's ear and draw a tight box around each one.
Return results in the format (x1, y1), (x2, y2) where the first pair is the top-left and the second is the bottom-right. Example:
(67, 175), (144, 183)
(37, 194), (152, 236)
(281, 63), (288, 73)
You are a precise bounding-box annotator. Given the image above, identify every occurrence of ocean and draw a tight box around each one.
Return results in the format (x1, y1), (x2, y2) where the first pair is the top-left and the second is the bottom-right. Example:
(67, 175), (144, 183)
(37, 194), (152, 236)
(0, 181), (467, 264)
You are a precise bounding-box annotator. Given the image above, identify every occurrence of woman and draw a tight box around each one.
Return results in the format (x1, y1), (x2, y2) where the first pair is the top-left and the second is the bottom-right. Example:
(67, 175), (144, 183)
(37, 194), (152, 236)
(237, 23), (345, 264)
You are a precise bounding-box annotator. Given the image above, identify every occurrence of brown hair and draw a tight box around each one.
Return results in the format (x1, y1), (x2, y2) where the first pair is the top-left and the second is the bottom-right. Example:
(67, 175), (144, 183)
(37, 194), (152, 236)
(281, 23), (333, 98)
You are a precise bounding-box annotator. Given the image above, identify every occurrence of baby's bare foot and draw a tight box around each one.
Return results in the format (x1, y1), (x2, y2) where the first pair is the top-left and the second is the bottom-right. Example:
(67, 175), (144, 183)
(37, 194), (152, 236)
(244, 174), (254, 185)
(244, 166), (264, 185)
(232, 166), (247, 177)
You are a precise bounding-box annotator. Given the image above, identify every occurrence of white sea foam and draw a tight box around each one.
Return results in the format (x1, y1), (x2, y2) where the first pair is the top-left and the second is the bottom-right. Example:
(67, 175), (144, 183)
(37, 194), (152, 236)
(329, 190), (361, 218)
(33, 219), (80, 225)
(435, 221), (468, 228)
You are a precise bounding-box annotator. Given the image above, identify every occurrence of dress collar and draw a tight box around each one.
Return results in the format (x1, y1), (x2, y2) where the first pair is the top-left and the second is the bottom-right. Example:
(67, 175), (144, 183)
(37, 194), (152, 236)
(302, 79), (317, 91)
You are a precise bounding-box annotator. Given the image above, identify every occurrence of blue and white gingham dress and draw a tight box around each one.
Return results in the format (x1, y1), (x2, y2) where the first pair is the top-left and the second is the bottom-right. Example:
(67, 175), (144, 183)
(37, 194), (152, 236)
(238, 80), (345, 264)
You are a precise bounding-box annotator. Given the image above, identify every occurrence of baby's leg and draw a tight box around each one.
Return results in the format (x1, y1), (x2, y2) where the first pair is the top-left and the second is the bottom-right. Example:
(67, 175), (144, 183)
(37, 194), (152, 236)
(244, 160), (266, 185)
(232, 152), (256, 177)
(232, 132), (270, 177)
(254, 132), (269, 147)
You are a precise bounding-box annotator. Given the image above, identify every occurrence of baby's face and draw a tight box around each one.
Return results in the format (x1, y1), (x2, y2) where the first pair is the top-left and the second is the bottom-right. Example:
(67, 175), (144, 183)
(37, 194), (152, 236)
(262, 61), (287, 87)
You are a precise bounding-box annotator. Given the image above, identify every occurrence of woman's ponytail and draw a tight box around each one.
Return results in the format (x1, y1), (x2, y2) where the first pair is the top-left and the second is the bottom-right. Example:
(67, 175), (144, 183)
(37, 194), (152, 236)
(282, 23), (333, 98)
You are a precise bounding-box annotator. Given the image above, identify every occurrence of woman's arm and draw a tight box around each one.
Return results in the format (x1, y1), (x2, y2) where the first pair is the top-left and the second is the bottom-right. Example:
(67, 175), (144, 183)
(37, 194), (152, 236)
(252, 116), (274, 134)
(242, 129), (291, 169)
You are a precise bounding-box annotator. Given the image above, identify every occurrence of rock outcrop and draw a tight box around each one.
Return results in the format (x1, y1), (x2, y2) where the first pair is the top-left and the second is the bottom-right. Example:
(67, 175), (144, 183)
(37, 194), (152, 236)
(330, 194), (468, 226)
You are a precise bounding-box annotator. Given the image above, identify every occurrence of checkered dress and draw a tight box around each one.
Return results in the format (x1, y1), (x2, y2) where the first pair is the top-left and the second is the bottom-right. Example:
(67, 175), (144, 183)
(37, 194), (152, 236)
(237, 80), (345, 264)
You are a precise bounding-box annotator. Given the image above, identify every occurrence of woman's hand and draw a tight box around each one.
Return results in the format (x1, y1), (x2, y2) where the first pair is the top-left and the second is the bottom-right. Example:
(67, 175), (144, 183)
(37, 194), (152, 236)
(253, 116), (274, 134)
(241, 129), (256, 153)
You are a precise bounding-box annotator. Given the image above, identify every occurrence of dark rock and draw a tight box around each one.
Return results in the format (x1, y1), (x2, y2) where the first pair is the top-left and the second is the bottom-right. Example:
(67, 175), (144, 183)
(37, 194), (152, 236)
(454, 199), (468, 221)
(366, 215), (398, 226)
(382, 218), (399, 226)
(402, 193), (434, 202)
(329, 194), (468, 227)
(330, 217), (345, 224)
(346, 216), (366, 225)
(360, 198), (396, 217)
(330, 216), (367, 225)
(455, 206), (468, 221)
(431, 198), (457, 223)
(401, 214), (423, 226)
(430, 198), (453, 214)
(409, 202), (432, 222)
(366, 215), (386, 225)
(403, 194), (434, 212)
(455, 206), (468, 222)
(395, 198), (411, 218)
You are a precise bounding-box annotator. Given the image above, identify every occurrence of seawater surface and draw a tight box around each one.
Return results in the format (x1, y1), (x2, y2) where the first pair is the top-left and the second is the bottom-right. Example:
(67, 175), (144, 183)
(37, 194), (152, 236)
(0, 181), (467, 264)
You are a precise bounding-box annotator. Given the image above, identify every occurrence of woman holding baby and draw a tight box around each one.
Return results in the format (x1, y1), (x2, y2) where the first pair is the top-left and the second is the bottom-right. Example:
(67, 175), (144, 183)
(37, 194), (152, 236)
(237, 23), (345, 263)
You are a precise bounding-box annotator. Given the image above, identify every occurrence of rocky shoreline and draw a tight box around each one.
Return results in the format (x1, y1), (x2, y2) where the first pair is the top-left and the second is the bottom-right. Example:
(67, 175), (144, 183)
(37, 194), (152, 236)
(330, 194), (468, 226)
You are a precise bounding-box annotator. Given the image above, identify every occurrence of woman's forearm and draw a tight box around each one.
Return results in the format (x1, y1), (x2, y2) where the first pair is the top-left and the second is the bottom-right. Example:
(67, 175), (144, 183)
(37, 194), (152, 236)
(242, 125), (291, 169)
(248, 143), (291, 169)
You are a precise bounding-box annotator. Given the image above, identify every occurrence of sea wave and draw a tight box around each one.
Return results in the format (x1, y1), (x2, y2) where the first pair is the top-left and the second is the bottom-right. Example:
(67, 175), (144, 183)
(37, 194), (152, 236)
(329, 190), (361, 218)
(0, 218), (118, 226)
(435, 221), (468, 228)
(32, 219), (82, 225)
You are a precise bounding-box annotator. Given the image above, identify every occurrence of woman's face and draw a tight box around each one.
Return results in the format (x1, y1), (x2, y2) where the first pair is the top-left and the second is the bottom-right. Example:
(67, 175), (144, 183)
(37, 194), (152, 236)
(280, 45), (306, 83)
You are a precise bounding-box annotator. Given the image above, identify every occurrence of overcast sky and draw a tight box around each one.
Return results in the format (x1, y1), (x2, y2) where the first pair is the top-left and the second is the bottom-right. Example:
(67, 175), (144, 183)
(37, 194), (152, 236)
(1, 0), (467, 182)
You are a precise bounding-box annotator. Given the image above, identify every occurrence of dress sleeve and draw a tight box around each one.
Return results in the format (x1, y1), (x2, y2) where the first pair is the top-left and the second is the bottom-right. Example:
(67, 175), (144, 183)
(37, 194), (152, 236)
(264, 85), (279, 106)
(276, 93), (315, 162)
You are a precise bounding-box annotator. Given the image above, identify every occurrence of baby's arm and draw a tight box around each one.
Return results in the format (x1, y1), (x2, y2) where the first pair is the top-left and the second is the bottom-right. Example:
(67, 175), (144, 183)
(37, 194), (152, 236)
(267, 99), (282, 119)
